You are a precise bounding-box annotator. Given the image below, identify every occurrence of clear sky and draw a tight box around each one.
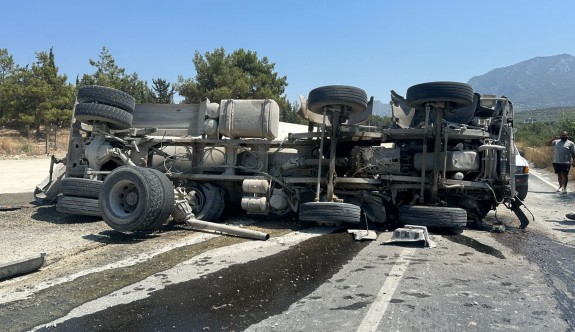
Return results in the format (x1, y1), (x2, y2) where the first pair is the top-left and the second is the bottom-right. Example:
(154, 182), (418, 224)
(2, 0), (574, 104)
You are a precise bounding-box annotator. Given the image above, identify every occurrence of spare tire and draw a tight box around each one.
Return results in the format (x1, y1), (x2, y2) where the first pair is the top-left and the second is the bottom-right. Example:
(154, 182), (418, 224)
(406, 82), (474, 111)
(308, 85), (368, 115)
(77, 85), (136, 113)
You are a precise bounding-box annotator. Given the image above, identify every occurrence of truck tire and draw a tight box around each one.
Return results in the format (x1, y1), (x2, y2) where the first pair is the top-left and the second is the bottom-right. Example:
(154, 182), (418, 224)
(307, 85), (368, 115)
(406, 81), (474, 111)
(299, 202), (361, 224)
(139, 169), (176, 231)
(57, 196), (101, 217)
(77, 85), (136, 113)
(60, 178), (103, 198)
(75, 103), (133, 129)
(516, 184), (528, 200)
(187, 183), (225, 221)
(399, 205), (467, 228)
(99, 166), (174, 232)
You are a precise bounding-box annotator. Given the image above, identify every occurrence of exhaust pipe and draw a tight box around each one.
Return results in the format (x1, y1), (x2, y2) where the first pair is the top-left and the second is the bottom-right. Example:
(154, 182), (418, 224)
(173, 199), (269, 240)
(185, 218), (269, 241)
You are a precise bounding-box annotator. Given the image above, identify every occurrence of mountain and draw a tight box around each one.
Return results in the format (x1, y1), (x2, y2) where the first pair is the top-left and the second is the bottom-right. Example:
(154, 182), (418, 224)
(372, 99), (391, 117)
(468, 54), (575, 111)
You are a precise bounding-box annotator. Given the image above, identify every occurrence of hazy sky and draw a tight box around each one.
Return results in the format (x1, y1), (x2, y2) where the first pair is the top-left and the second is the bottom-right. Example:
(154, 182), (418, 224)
(2, 0), (574, 103)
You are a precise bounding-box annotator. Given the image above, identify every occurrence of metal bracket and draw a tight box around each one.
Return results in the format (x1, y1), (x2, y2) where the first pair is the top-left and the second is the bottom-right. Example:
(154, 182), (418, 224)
(383, 225), (437, 248)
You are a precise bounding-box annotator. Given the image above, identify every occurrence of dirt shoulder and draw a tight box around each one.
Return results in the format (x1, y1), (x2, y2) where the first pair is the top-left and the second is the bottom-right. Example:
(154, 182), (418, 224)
(0, 157), (52, 194)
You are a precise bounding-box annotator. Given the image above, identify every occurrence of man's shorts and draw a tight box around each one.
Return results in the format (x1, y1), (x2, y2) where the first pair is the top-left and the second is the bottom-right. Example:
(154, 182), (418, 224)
(553, 162), (571, 174)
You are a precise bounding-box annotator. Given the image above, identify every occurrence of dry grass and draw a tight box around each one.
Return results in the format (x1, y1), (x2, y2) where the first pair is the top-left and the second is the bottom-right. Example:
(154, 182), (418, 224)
(523, 146), (553, 169)
(0, 128), (69, 158)
(523, 145), (575, 180)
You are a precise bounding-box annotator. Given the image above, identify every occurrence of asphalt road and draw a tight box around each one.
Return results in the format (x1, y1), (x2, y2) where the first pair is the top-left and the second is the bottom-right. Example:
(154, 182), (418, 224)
(1, 161), (575, 331)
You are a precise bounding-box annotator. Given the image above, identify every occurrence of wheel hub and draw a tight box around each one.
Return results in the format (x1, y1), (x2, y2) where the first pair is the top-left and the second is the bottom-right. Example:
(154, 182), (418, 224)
(115, 183), (139, 213)
(125, 191), (138, 206)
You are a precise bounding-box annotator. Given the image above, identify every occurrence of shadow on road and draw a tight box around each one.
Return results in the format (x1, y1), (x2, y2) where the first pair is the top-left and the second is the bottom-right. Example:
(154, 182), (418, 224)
(32, 205), (101, 224)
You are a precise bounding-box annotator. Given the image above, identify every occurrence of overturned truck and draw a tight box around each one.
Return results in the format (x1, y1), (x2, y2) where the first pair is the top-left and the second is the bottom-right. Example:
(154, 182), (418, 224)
(36, 82), (530, 233)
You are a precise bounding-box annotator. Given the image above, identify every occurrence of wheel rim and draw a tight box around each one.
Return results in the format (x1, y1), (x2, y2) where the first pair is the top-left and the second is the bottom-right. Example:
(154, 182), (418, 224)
(189, 188), (205, 214)
(108, 179), (140, 222)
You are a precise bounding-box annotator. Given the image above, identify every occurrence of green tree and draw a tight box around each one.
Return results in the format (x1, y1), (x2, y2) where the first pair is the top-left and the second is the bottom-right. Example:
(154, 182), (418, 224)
(0, 48), (18, 82)
(178, 48), (290, 111)
(279, 100), (307, 124)
(151, 78), (175, 103)
(79, 47), (153, 103)
(366, 115), (392, 128)
(0, 48), (18, 119)
(515, 121), (557, 147)
(557, 114), (575, 138)
(0, 48), (74, 133)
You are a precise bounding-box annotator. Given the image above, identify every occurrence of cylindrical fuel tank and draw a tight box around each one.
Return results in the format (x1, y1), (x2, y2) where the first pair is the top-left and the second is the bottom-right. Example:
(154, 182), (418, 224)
(241, 196), (268, 213)
(218, 99), (279, 139)
(242, 179), (269, 194)
(150, 145), (227, 173)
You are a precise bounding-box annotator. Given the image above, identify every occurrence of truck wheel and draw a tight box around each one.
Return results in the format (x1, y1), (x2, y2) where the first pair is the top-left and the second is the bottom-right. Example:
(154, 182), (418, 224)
(77, 85), (136, 113)
(99, 166), (174, 232)
(60, 178), (102, 198)
(187, 183), (225, 221)
(139, 169), (176, 231)
(516, 184), (528, 200)
(75, 103), (133, 129)
(299, 202), (361, 224)
(57, 196), (101, 217)
(406, 81), (474, 110)
(399, 205), (467, 228)
(307, 85), (368, 115)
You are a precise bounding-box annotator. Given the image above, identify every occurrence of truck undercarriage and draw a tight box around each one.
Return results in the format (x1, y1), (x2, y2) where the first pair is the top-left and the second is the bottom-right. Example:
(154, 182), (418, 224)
(36, 82), (530, 233)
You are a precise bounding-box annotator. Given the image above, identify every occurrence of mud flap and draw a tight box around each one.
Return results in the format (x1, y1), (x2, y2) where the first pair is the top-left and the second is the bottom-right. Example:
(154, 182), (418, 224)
(34, 156), (66, 205)
(510, 197), (530, 229)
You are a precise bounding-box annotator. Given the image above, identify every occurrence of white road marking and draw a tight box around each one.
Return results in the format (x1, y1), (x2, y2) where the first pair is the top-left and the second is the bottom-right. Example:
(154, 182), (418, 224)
(529, 168), (560, 190)
(357, 247), (416, 332)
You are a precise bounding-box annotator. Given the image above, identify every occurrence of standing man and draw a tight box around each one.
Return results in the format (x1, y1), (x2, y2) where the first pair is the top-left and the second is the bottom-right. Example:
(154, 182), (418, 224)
(550, 131), (575, 194)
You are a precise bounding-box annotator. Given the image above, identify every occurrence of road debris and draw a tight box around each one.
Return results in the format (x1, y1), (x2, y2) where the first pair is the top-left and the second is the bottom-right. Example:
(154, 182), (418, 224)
(0, 252), (46, 280)
(382, 225), (437, 248)
(0, 203), (35, 211)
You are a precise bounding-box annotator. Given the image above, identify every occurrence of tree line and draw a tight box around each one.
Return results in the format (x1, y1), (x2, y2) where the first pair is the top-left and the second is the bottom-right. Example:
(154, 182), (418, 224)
(0, 46), (304, 136)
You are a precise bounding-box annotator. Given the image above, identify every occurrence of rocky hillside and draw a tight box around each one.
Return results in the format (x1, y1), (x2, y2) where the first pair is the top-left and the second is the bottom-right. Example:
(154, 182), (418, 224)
(468, 54), (575, 111)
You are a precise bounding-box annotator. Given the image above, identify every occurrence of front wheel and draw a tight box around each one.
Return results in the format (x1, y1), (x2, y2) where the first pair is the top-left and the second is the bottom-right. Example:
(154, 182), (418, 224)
(99, 167), (174, 232)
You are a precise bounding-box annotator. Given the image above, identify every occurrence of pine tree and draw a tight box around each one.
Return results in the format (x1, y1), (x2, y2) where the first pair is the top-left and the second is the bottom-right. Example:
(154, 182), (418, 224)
(151, 78), (175, 103)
